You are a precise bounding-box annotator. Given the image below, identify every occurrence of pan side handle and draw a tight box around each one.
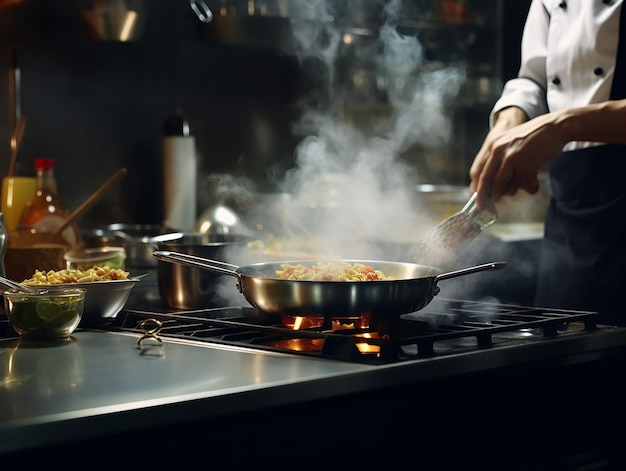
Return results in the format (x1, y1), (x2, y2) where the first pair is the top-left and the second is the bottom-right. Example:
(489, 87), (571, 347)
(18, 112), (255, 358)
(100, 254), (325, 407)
(435, 261), (507, 282)
(152, 250), (241, 279)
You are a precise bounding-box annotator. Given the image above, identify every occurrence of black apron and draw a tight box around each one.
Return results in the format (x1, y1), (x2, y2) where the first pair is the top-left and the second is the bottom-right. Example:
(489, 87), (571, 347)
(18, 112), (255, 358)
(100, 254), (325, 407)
(534, 4), (626, 325)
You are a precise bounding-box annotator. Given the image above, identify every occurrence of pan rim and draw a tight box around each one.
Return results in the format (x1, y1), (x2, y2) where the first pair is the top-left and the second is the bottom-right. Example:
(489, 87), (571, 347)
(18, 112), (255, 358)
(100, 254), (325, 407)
(237, 259), (443, 282)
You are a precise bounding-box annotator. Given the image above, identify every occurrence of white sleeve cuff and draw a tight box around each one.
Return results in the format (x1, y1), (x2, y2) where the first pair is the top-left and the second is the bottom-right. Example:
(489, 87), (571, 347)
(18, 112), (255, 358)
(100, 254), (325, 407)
(489, 78), (549, 128)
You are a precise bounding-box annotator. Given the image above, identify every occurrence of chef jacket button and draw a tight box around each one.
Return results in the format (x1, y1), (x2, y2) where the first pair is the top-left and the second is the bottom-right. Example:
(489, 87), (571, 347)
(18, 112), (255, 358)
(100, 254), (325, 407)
(552, 76), (561, 85)
(558, 1), (566, 8)
(594, 67), (604, 76)
(602, 0), (612, 5)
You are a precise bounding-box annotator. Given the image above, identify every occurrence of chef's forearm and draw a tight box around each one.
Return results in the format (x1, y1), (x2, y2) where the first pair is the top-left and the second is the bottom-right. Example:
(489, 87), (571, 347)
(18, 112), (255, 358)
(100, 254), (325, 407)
(555, 98), (626, 145)
(492, 106), (529, 131)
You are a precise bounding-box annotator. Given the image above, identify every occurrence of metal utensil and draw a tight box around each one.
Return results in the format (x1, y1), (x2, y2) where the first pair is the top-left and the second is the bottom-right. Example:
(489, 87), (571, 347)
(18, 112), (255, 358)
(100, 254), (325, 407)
(7, 115), (26, 177)
(190, 0), (212, 23)
(0, 275), (45, 294)
(413, 192), (497, 266)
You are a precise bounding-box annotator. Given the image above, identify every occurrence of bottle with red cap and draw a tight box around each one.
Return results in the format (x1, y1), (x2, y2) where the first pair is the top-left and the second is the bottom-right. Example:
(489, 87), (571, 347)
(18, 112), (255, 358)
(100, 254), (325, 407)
(18, 158), (74, 242)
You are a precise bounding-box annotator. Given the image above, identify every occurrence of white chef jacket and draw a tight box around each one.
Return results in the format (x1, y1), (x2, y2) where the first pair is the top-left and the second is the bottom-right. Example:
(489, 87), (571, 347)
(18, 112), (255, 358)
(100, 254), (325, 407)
(491, 0), (623, 151)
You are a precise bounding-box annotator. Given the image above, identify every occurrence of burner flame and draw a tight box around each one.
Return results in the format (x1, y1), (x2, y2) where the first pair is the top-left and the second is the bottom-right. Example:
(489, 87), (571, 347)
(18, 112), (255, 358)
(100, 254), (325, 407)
(282, 315), (370, 330)
(355, 332), (383, 354)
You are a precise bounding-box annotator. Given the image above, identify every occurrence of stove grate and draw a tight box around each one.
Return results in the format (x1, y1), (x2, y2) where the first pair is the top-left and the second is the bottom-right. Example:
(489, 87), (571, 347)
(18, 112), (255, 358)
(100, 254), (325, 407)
(108, 298), (599, 364)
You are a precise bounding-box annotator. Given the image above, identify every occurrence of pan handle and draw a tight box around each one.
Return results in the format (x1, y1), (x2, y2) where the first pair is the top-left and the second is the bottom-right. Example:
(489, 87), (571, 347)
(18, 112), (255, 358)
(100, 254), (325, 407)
(152, 251), (241, 279)
(435, 261), (507, 282)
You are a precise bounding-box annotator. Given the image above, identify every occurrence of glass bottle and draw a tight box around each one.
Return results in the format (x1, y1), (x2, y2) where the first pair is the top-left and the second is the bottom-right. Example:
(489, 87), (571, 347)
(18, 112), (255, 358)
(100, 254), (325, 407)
(18, 157), (68, 234)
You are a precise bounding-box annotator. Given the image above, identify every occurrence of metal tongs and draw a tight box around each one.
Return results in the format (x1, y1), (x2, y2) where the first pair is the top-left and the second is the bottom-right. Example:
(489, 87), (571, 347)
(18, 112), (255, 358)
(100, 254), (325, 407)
(414, 192), (497, 266)
(436, 191), (497, 232)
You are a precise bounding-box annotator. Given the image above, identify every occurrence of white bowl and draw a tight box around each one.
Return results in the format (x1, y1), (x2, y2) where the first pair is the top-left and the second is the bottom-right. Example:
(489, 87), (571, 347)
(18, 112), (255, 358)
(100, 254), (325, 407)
(76, 278), (139, 325)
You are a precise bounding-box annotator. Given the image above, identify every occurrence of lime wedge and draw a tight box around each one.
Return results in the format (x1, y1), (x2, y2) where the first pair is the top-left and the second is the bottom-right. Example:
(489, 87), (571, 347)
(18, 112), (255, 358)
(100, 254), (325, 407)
(45, 309), (79, 329)
(35, 301), (63, 320)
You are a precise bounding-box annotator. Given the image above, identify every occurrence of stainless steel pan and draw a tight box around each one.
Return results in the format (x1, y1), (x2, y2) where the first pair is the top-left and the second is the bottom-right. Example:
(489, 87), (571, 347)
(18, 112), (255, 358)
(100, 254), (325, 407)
(153, 251), (506, 318)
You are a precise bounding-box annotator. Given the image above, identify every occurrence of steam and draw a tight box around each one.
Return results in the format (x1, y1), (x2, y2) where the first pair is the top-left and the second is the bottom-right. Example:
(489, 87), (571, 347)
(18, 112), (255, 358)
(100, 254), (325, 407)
(215, 0), (475, 306)
(268, 0), (466, 257)
(190, 0), (558, 316)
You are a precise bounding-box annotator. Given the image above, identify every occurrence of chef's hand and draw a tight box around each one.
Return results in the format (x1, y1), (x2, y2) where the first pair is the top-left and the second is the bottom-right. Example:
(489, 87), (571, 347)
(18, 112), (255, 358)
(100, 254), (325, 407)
(469, 106), (566, 210)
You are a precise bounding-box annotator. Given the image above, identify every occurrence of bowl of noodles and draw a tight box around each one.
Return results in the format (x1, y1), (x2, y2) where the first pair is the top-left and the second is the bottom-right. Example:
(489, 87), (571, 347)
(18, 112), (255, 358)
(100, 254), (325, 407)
(20, 266), (140, 325)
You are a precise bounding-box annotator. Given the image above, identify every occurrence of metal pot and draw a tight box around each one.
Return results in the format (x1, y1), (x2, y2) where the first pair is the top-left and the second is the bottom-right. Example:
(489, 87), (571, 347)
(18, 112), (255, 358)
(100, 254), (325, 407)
(155, 233), (253, 310)
(0, 0), (150, 43)
(82, 224), (178, 268)
(153, 250), (506, 318)
(78, 0), (150, 42)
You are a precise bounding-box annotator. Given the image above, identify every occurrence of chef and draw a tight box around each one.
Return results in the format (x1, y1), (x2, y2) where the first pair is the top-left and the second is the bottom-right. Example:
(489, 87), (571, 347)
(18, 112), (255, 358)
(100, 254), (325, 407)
(469, 0), (626, 325)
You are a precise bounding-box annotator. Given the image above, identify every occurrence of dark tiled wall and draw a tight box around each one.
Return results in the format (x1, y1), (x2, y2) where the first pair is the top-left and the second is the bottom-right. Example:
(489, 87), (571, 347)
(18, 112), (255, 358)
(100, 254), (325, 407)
(0, 1), (305, 229)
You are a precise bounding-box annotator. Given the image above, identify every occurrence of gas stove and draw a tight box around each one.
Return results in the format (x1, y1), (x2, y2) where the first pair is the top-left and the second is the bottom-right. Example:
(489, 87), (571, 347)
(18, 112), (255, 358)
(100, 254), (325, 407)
(108, 297), (599, 365)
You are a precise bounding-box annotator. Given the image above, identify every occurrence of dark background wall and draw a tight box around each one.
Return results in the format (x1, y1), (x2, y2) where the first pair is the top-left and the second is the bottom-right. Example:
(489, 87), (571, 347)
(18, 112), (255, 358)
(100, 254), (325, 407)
(0, 0), (306, 228)
(0, 0), (530, 231)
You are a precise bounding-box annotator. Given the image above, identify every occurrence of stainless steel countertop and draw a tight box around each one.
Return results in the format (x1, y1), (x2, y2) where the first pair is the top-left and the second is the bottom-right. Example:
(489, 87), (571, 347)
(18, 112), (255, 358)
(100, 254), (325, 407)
(1, 318), (626, 455)
(0, 329), (373, 453)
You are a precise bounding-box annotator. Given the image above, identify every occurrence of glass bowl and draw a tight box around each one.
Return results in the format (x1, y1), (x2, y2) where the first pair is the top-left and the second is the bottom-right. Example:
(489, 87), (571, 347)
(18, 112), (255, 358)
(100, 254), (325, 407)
(3, 288), (86, 338)
(64, 246), (127, 270)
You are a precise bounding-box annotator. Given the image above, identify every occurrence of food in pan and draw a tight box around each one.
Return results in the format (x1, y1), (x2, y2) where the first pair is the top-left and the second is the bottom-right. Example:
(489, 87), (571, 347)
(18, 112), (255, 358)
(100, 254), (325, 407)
(21, 265), (130, 285)
(275, 262), (388, 281)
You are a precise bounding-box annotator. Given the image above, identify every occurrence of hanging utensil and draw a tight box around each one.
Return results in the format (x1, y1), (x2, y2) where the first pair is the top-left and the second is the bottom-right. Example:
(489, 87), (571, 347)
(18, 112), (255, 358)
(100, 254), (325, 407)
(413, 192), (497, 266)
(50, 167), (128, 237)
(7, 115), (26, 177)
(190, 0), (212, 23)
